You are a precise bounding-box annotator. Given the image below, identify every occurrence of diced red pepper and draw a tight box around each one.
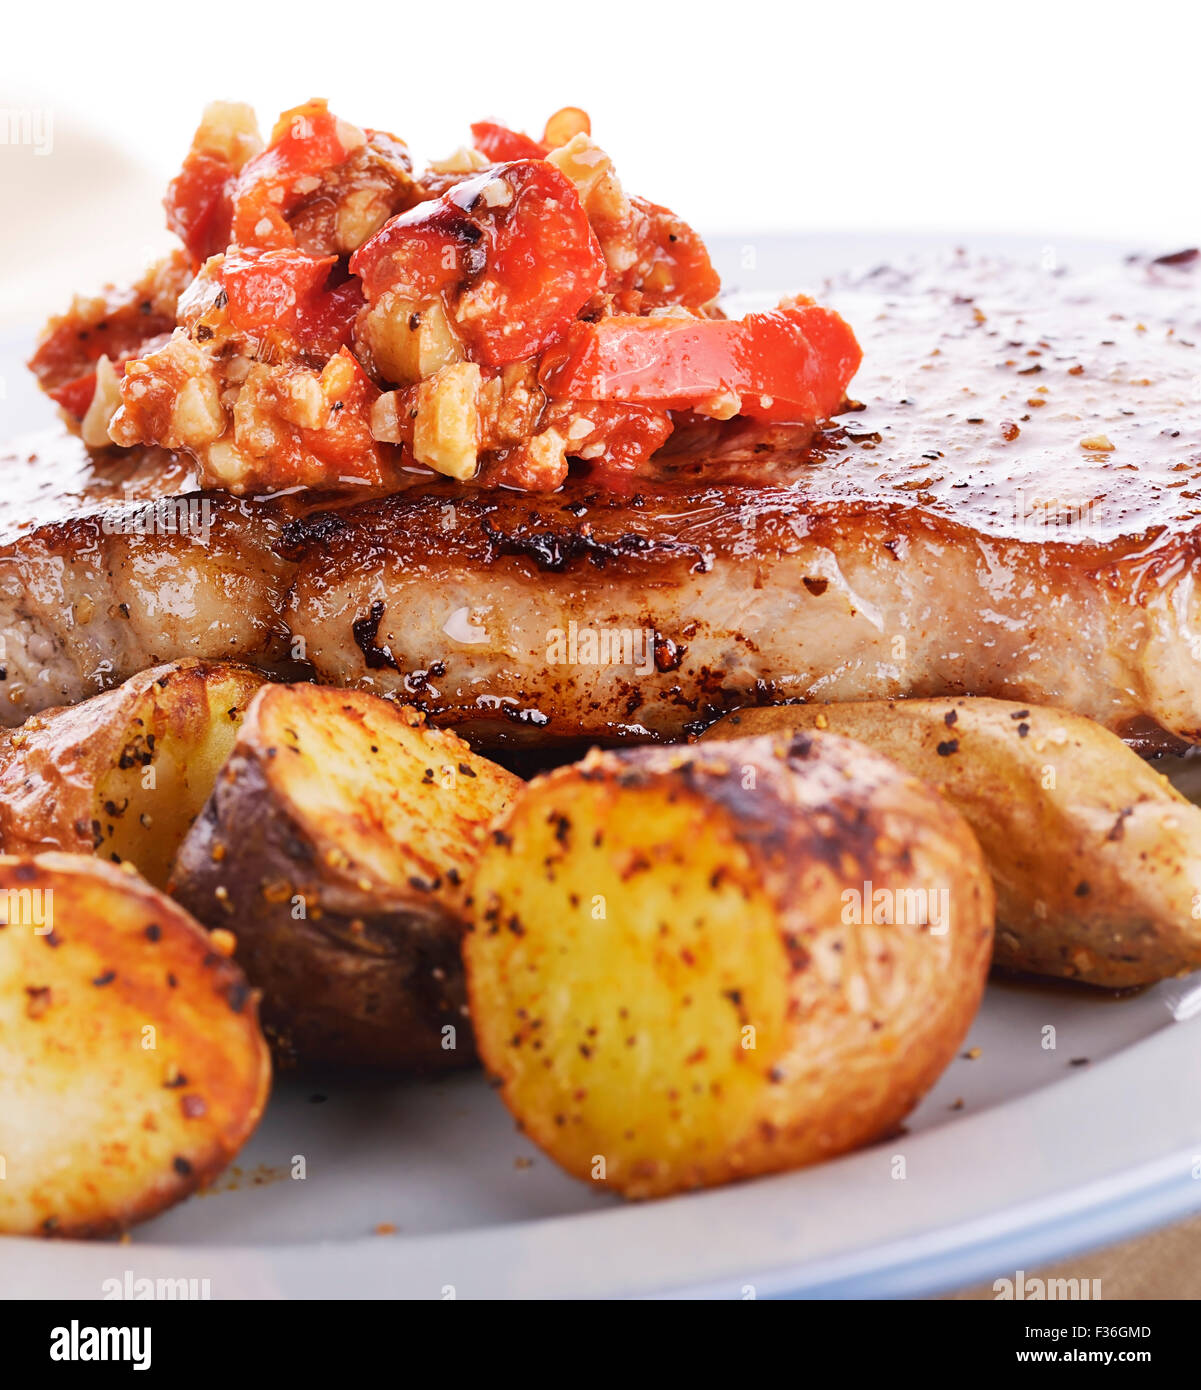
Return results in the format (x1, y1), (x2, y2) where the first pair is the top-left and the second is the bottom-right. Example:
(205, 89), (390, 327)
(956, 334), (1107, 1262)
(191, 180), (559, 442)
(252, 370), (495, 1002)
(48, 371), (100, 419)
(629, 197), (721, 309)
(570, 402), (674, 480)
(230, 99), (362, 250)
(299, 274), (365, 357)
(293, 348), (386, 484)
(538, 305), (863, 424)
(352, 159), (606, 366)
(349, 203), (466, 302)
(475, 163), (605, 364)
(470, 110), (591, 162)
(470, 121), (547, 162)
(220, 249), (339, 334)
(219, 249), (364, 358)
(29, 292), (177, 421)
(165, 152), (236, 264)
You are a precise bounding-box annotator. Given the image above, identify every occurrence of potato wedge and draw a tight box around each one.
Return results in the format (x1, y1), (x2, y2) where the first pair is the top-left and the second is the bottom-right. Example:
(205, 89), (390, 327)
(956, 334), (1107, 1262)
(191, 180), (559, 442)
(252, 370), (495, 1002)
(170, 685), (523, 1069)
(465, 734), (994, 1199)
(0, 660), (268, 889)
(0, 853), (270, 1237)
(704, 699), (1201, 987)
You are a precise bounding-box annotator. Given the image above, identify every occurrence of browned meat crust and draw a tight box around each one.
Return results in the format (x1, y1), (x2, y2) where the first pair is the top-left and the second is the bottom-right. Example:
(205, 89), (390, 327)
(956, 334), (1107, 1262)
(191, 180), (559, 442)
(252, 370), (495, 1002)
(2, 251), (1198, 746)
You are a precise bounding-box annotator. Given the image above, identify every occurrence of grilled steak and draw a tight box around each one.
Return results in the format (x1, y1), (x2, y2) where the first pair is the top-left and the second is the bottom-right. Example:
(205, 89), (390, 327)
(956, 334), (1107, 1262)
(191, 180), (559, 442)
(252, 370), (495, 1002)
(2, 250), (1198, 746)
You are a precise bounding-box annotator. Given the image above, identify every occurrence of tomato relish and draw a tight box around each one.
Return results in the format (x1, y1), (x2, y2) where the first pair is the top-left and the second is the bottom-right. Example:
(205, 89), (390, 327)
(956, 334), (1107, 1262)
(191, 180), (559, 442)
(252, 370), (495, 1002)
(29, 100), (862, 494)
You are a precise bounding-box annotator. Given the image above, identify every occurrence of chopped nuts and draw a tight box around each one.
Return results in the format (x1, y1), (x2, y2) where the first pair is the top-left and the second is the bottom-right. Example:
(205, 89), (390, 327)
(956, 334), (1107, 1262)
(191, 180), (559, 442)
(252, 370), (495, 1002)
(333, 118), (367, 156)
(547, 134), (629, 223)
(370, 390), (402, 444)
(361, 293), (464, 386)
(479, 177), (514, 210)
(522, 426), (569, 489)
(695, 389), (742, 422)
(429, 145), (490, 175)
(191, 101), (263, 170)
(412, 362), (483, 480)
(203, 438), (255, 490)
(170, 374), (226, 443)
(209, 928), (238, 958)
(334, 187), (394, 254)
(80, 355), (123, 449)
(276, 372), (325, 432)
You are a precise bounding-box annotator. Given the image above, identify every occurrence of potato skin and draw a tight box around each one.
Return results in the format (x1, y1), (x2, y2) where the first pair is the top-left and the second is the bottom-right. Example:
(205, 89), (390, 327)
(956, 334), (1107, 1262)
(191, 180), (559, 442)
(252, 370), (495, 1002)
(706, 699), (1201, 987)
(170, 685), (522, 1070)
(465, 734), (994, 1199)
(0, 853), (270, 1237)
(0, 659), (268, 888)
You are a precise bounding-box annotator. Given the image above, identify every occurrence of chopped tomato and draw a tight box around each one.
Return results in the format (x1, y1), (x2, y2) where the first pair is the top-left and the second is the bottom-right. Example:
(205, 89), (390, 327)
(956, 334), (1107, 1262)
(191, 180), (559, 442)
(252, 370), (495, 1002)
(221, 248), (337, 332)
(47, 371), (101, 419)
(300, 274), (365, 357)
(470, 109), (591, 161)
(352, 160), (606, 365)
(165, 152), (236, 264)
(470, 121), (547, 162)
(349, 201), (465, 302)
(295, 348), (387, 483)
(231, 99), (362, 249)
(539, 305), (863, 424)
(29, 279), (179, 421)
(629, 197), (721, 309)
(567, 402), (674, 479)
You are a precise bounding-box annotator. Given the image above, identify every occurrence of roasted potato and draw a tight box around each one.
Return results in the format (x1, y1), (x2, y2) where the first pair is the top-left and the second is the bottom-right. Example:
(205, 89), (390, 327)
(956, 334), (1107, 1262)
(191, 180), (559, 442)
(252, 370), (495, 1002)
(0, 853), (270, 1237)
(0, 660), (268, 889)
(170, 684), (523, 1069)
(705, 698), (1201, 987)
(464, 734), (994, 1199)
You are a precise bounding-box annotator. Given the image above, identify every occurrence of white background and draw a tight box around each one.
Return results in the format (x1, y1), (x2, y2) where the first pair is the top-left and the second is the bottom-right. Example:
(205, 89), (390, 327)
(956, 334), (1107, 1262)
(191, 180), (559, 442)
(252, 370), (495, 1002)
(1, 0), (1198, 317)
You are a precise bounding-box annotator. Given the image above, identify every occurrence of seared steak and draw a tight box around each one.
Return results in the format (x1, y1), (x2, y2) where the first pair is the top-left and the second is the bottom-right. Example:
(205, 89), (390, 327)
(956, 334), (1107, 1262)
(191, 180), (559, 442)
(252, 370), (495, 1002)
(2, 250), (1198, 746)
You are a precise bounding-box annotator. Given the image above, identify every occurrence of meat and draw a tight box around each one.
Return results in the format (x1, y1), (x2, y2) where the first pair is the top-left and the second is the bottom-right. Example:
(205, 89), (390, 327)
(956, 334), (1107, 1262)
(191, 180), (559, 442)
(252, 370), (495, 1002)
(0, 436), (304, 717)
(2, 250), (1199, 747)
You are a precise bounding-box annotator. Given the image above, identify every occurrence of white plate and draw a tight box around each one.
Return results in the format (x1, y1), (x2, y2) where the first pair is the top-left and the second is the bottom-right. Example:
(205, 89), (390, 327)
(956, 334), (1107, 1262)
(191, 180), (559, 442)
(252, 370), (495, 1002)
(2, 233), (1200, 1300)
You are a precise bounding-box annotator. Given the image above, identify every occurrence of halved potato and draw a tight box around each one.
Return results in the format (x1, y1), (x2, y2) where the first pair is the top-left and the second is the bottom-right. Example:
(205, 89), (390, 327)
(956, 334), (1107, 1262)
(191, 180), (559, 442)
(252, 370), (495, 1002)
(0, 660), (268, 889)
(465, 734), (994, 1199)
(169, 685), (523, 1069)
(0, 853), (270, 1237)
(704, 699), (1201, 987)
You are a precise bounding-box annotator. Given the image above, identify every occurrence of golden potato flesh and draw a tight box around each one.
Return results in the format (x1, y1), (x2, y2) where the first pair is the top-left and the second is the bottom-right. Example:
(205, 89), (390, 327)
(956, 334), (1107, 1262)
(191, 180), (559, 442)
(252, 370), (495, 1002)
(239, 684), (522, 908)
(465, 734), (994, 1198)
(0, 853), (269, 1237)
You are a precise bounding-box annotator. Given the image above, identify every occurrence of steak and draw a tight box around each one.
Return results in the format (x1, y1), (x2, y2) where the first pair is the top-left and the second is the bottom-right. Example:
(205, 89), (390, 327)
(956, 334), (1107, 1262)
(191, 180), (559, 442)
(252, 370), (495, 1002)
(2, 250), (1199, 747)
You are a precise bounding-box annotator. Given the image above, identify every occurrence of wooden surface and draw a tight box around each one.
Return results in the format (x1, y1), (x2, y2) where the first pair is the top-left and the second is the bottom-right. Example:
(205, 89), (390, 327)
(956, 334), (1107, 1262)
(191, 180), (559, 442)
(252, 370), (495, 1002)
(947, 1213), (1201, 1299)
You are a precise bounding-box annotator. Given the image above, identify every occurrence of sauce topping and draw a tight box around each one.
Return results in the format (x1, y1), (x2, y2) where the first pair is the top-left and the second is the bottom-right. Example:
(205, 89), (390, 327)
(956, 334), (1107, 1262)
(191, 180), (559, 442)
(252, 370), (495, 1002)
(29, 100), (860, 496)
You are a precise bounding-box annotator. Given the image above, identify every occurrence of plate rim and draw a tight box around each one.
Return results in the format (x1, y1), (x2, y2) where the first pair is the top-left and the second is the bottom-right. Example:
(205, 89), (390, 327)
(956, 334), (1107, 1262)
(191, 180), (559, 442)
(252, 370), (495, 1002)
(3, 1013), (1199, 1299)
